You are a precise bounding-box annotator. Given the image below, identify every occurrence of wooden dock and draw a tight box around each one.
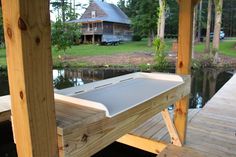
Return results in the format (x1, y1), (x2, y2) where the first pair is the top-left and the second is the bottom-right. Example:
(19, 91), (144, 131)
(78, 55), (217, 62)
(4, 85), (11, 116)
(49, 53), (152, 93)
(1, 74), (235, 156)
(123, 74), (236, 157)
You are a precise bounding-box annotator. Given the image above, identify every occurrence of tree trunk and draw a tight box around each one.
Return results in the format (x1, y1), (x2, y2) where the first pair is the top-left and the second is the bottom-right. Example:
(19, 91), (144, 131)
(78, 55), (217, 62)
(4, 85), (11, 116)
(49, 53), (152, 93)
(61, 0), (66, 22)
(157, 0), (166, 40)
(197, 0), (202, 42)
(213, 0), (223, 60)
(148, 30), (152, 47)
(205, 0), (212, 54)
(192, 6), (197, 59)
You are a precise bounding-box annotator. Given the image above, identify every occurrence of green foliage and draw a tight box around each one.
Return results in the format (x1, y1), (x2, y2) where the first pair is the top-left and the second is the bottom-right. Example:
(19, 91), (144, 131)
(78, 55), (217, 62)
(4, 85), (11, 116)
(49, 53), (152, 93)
(132, 35), (142, 41)
(164, 0), (179, 37)
(152, 38), (169, 71)
(194, 40), (236, 57)
(54, 75), (74, 89)
(51, 0), (81, 52)
(118, 0), (158, 38)
(0, 8), (4, 47)
(192, 54), (217, 69)
(138, 63), (152, 72)
(51, 20), (81, 52)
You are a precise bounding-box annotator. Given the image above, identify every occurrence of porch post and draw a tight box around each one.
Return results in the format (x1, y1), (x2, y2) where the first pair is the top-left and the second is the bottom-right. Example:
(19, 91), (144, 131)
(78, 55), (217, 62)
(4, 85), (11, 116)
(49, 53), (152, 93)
(174, 0), (197, 144)
(1, 0), (58, 156)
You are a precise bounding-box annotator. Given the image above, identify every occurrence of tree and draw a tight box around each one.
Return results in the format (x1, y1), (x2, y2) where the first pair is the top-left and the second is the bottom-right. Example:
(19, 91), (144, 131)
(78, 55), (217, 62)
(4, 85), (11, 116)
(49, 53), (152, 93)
(192, 6), (198, 58)
(157, 0), (166, 40)
(205, 0), (212, 54)
(165, 0), (178, 38)
(118, 0), (158, 46)
(197, 0), (203, 42)
(0, 7), (4, 47)
(212, 0), (223, 58)
(51, 0), (81, 52)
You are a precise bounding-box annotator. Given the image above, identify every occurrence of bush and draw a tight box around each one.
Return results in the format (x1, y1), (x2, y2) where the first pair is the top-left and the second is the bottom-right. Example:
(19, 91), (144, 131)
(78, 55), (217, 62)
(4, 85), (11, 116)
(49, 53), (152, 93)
(51, 20), (81, 52)
(132, 35), (142, 41)
(153, 38), (169, 71)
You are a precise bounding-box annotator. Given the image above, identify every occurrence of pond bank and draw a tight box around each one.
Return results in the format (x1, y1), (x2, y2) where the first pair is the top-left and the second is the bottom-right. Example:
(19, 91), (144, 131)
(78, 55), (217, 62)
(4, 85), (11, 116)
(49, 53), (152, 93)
(1, 51), (236, 71)
(53, 52), (236, 70)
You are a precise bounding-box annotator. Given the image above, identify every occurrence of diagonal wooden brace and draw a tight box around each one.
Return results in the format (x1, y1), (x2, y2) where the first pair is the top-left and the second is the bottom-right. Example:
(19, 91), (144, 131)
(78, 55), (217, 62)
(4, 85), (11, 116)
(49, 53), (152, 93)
(161, 109), (182, 147)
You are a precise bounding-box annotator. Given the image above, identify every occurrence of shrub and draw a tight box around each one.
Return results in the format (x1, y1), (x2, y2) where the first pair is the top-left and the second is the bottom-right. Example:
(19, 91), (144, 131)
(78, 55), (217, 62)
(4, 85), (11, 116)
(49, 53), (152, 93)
(153, 38), (169, 71)
(132, 35), (142, 41)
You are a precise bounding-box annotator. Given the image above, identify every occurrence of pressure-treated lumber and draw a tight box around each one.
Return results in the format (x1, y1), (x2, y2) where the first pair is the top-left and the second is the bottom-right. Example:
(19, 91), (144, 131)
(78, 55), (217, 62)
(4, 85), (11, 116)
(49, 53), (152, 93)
(117, 134), (167, 154)
(158, 144), (206, 157)
(0, 74), (190, 157)
(174, 0), (195, 144)
(161, 109), (182, 146)
(1, 0), (58, 156)
(58, 75), (190, 157)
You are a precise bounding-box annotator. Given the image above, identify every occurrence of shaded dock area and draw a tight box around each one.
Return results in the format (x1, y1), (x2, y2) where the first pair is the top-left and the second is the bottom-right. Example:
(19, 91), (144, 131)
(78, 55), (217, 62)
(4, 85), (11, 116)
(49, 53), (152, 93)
(0, 74), (236, 156)
(121, 74), (236, 156)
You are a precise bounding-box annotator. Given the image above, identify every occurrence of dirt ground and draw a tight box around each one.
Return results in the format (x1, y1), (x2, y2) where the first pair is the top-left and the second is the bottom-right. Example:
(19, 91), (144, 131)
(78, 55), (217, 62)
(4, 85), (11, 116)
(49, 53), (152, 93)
(62, 52), (236, 67)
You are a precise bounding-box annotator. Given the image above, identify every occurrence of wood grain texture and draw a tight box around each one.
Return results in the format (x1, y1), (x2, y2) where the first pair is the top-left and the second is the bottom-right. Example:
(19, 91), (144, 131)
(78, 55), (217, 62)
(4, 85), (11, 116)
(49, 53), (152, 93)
(117, 134), (167, 154)
(174, 0), (195, 144)
(0, 75), (190, 157)
(133, 75), (236, 157)
(161, 109), (182, 146)
(60, 75), (190, 157)
(185, 74), (236, 157)
(158, 144), (206, 157)
(1, 0), (58, 156)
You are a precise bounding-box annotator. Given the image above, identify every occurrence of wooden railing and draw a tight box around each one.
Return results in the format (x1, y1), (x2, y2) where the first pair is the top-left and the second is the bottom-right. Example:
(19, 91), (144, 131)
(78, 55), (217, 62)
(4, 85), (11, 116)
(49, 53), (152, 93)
(82, 28), (103, 34)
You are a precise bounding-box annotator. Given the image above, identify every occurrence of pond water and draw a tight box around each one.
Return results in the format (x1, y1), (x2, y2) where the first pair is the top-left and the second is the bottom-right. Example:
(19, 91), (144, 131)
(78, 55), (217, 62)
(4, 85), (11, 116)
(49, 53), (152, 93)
(0, 68), (234, 108)
(52, 67), (233, 109)
(0, 68), (234, 157)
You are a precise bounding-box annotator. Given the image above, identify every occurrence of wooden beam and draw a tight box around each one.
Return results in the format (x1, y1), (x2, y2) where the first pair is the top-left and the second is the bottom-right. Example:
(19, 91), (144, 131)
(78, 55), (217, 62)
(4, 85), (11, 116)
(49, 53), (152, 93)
(117, 134), (167, 154)
(1, 0), (58, 157)
(161, 109), (182, 146)
(174, 0), (194, 144)
(158, 144), (206, 157)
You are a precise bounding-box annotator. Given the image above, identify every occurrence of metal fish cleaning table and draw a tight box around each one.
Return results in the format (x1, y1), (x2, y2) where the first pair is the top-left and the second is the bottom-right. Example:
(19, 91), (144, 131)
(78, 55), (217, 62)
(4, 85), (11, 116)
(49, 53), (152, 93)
(0, 72), (190, 157)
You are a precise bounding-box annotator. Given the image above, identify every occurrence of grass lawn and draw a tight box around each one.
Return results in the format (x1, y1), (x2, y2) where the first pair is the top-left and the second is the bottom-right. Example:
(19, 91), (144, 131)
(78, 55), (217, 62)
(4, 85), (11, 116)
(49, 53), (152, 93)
(194, 40), (236, 57)
(0, 39), (173, 67)
(0, 48), (6, 67)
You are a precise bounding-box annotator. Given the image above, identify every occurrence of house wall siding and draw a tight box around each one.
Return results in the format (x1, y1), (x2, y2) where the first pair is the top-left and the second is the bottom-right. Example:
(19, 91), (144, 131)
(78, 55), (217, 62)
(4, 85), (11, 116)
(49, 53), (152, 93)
(81, 3), (107, 19)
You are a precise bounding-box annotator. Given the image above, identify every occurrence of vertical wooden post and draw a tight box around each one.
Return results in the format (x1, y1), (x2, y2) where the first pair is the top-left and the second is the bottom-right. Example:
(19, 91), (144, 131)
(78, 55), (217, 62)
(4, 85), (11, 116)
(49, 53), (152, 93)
(92, 23), (95, 44)
(1, 0), (58, 157)
(174, 0), (196, 144)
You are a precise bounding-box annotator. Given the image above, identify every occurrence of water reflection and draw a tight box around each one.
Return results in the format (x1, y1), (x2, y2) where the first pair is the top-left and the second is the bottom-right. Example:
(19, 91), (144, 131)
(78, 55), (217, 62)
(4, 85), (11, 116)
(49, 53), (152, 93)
(190, 68), (233, 108)
(0, 68), (234, 108)
(53, 68), (233, 108)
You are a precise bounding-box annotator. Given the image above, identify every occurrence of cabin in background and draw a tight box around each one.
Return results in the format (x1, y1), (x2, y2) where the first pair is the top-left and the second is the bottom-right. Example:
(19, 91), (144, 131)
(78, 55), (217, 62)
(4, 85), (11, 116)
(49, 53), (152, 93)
(70, 0), (132, 44)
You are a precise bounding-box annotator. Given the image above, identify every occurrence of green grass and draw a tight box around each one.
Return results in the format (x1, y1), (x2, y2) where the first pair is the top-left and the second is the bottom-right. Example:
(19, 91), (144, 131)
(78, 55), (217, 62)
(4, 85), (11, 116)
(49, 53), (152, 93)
(0, 48), (6, 67)
(52, 39), (172, 57)
(0, 39), (174, 68)
(54, 40), (153, 57)
(194, 40), (236, 57)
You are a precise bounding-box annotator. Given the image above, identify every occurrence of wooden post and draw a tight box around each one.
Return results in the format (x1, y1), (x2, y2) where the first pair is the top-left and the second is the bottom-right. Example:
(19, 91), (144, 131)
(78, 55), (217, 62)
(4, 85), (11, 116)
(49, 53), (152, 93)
(1, 0), (58, 157)
(174, 0), (196, 144)
(92, 23), (95, 44)
(84, 35), (87, 43)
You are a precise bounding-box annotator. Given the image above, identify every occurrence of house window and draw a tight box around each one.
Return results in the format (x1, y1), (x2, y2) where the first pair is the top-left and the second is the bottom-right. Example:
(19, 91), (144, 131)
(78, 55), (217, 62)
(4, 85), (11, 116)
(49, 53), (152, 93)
(91, 11), (96, 18)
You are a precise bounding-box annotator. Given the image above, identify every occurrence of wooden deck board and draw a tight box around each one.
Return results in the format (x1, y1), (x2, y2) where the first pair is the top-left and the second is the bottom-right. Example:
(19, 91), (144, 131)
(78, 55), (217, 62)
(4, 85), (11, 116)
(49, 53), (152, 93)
(1, 74), (235, 156)
(158, 144), (206, 157)
(131, 74), (236, 157)
(0, 74), (191, 157)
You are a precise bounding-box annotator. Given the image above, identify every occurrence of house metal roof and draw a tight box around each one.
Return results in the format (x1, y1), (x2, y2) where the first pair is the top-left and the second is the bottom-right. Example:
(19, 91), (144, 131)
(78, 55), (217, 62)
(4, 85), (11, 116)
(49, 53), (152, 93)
(69, 0), (131, 24)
